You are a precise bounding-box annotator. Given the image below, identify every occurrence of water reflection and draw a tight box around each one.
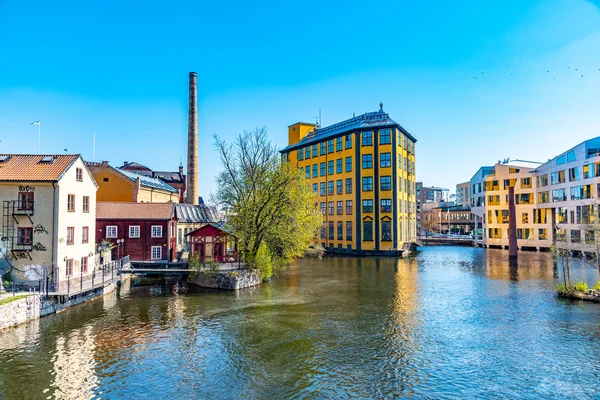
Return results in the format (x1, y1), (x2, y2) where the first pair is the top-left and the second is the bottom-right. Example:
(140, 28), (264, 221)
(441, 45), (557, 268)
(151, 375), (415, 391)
(0, 247), (600, 399)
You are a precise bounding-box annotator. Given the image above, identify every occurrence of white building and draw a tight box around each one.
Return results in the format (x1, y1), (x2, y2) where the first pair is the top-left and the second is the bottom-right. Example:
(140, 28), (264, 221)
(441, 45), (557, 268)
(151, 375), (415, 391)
(0, 154), (98, 287)
(532, 137), (600, 252)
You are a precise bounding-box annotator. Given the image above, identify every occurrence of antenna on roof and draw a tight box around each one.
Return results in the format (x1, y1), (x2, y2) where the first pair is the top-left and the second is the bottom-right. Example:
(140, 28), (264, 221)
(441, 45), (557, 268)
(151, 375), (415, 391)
(319, 108), (322, 128)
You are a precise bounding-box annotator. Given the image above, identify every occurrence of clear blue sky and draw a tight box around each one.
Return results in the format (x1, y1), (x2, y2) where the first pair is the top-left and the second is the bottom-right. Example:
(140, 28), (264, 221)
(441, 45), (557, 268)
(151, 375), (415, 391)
(1, 0), (599, 197)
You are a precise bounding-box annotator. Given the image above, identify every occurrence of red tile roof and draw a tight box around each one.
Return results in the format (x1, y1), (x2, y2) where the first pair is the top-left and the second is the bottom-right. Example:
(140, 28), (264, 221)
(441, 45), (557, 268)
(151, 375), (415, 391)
(0, 154), (79, 181)
(96, 202), (175, 220)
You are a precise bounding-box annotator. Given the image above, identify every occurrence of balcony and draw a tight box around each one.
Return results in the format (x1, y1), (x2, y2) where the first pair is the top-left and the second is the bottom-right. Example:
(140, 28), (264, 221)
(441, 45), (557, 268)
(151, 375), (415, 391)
(14, 200), (34, 216)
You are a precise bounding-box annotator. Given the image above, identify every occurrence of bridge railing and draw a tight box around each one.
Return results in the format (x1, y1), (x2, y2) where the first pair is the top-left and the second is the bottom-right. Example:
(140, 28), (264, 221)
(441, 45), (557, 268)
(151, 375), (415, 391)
(50, 257), (128, 297)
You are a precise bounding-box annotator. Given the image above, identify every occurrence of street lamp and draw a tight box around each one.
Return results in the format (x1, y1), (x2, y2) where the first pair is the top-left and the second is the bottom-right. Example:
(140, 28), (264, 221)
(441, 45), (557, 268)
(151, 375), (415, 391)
(116, 239), (124, 259)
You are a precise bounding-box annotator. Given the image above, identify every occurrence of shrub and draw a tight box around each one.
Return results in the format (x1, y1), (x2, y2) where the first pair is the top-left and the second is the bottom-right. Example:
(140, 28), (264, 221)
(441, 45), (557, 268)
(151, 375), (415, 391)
(305, 244), (326, 258)
(187, 254), (202, 280)
(573, 281), (589, 293)
(554, 283), (571, 295)
(592, 281), (600, 292)
(254, 242), (273, 281)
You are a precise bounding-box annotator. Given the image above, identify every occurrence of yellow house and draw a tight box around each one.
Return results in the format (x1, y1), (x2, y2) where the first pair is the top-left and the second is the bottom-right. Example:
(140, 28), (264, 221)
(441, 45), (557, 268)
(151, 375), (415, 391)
(280, 104), (417, 255)
(86, 161), (179, 203)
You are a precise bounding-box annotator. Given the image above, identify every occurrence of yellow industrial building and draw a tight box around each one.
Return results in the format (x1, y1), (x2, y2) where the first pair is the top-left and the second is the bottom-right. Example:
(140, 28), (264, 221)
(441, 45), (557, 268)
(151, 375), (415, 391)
(281, 104), (417, 254)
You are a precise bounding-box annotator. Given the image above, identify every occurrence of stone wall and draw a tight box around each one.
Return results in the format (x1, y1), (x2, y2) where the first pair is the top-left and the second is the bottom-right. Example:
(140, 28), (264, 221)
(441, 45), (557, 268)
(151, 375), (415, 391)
(0, 275), (130, 331)
(189, 269), (261, 290)
(0, 295), (41, 331)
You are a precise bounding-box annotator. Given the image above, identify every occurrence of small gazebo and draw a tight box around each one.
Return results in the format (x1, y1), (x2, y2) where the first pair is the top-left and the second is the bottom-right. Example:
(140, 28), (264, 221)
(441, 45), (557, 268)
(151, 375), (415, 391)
(185, 223), (238, 262)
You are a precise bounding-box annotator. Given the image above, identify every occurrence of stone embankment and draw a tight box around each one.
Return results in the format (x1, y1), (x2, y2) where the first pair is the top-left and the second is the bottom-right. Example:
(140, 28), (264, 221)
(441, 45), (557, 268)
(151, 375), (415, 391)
(0, 278), (127, 331)
(188, 269), (262, 290)
(558, 290), (600, 303)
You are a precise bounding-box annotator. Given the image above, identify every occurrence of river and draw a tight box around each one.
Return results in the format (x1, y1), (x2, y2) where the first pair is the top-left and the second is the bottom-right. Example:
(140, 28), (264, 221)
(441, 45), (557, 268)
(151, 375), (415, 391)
(1, 247), (600, 399)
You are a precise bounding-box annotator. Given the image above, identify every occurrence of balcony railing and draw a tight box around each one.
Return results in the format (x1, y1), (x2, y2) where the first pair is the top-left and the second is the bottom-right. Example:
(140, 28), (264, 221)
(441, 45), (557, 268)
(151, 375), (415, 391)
(14, 201), (34, 215)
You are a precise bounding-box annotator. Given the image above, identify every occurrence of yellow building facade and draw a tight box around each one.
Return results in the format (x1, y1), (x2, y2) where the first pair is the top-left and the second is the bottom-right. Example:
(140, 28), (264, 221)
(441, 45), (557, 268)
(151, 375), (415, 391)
(87, 161), (179, 203)
(281, 105), (417, 254)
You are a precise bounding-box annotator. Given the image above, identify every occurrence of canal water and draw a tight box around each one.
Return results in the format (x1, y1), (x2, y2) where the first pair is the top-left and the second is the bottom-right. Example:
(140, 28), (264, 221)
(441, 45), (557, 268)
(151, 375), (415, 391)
(1, 247), (600, 399)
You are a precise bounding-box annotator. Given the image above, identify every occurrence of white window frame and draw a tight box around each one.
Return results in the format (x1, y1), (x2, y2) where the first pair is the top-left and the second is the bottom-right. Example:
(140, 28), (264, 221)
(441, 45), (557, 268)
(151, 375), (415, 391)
(106, 225), (118, 238)
(129, 225), (140, 238)
(151, 225), (163, 238)
(151, 246), (162, 260)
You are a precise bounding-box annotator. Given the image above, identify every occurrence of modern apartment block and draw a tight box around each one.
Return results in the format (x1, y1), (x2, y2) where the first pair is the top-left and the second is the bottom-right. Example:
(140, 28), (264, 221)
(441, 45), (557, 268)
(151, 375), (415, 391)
(280, 104), (417, 254)
(0, 154), (98, 284)
(470, 159), (549, 249)
(469, 138), (600, 253)
(456, 181), (471, 206)
(532, 137), (600, 253)
(416, 182), (450, 234)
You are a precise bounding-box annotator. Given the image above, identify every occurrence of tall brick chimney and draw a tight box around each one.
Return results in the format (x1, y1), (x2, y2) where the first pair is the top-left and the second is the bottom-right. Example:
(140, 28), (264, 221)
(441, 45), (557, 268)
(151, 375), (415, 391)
(186, 72), (199, 204)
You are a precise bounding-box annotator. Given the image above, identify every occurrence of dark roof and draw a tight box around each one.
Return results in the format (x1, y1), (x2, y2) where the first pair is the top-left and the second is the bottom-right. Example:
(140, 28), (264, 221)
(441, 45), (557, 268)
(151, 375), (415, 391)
(121, 161), (151, 171)
(175, 203), (219, 223)
(152, 171), (184, 184)
(185, 222), (234, 237)
(281, 108), (416, 152)
(117, 168), (179, 193)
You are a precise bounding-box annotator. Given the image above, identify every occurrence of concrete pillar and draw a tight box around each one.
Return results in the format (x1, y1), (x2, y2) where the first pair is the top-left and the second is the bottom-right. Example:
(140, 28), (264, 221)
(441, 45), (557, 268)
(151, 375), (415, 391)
(508, 186), (518, 261)
(186, 72), (199, 205)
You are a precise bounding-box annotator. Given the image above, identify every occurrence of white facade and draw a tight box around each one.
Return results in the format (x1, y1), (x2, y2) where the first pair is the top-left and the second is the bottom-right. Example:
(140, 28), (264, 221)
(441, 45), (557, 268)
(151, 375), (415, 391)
(532, 137), (600, 252)
(469, 139), (600, 253)
(0, 156), (98, 284)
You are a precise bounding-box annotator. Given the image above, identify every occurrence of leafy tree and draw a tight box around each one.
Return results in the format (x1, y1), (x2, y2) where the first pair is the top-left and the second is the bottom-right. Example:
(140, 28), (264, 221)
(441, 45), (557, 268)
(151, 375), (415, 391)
(213, 127), (322, 280)
(584, 211), (600, 268)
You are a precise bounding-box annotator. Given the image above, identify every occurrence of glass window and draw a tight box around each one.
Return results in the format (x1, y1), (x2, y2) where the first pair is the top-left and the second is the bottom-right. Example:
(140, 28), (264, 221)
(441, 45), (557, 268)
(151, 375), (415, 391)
(305, 166), (310, 179)
(380, 153), (391, 168)
(363, 199), (373, 213)
(345, 157), (352, 172)
(328, 181), (334, 195)
(379, 129), (391, 145)
(382, 221), (392, 241)
(537, 174), (548, 187)
(571, 230), (581, 243)
(336, 159), (342, 174)
(151, 225), (163, 238)
(328, 202), (334, 215)
(346, 221), (353, 240)
(583, 164), (594, 179)
(346, 178), (352, 194)
(320, 162), (326, 176)
(328, 140), (334, 154)
(82, 226), (89, 243)
(320, 182), (326, 196)
(76, 168), (83, 182)
(298, 148), (304, 161)
(312, 183), (318, 194)
(550, 170), (565, 185)
(320, 142), (326, 155)
(362, 154), (373, 169)
(363, 221), (373, 241)
(567, 151), (576, 162)
(337, 222), (343, 240)
(362, 177), (373, 191)
(312, 144), (318, 157)
(362, 131), (373, 146)
(106, 226), (118, 238)
(345, 134), (352, 149)
(83, 196), (90, 213)
(305, 146), (310, 160)
(337, 180), (343, 194)
(312, 164), (318, 178)
(129, 225), (140, 238)
(67, 194), (75, 212)
(151, 246), (162, 260)
(381, 199), (392, 213)
(67, 227), (74, 245)
(569, 167), (580, 181)
(336, 137), (342, 152)
(337, 201), (343, 215)
(380, 176), (391, 191)
(328, 161), (334, 175)
(17, 227), (32, 246)
(552, 188), (567, 202)
(320, 202), (326, 215)
(346, 200), (353, 214)
(17, 191), (34, 211)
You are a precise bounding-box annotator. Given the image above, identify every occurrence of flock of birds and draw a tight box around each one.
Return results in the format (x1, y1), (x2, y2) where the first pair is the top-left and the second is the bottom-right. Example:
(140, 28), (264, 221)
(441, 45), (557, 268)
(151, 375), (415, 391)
(471, 67), (600, 80)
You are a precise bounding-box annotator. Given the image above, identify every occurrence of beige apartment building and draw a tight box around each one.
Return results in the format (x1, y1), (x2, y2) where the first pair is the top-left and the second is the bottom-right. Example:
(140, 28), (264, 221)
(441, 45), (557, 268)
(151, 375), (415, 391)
(0, 154), (98, 285)
(470, 159), (553, 250)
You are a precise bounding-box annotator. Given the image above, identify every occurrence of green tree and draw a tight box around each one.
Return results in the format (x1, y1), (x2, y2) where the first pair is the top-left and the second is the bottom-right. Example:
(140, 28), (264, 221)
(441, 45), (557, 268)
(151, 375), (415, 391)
(585, 210), (600, 268)
(213, 127), (322, 280)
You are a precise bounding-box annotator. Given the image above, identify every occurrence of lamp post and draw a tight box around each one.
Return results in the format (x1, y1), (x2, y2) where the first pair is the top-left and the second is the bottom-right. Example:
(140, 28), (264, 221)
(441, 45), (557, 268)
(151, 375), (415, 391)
(117, 239), (124, 260)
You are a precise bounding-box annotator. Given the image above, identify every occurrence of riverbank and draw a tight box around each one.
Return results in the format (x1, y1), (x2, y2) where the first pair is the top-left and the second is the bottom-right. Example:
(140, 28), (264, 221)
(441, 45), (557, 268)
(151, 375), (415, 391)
(187, 263), (261, 290)
(0, 276), (130, 331)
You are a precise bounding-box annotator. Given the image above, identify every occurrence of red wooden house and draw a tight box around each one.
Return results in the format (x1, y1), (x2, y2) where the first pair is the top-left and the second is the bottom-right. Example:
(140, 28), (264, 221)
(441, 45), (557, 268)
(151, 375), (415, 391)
(186, 223), (238, 262)
(96, 202), (177, 262)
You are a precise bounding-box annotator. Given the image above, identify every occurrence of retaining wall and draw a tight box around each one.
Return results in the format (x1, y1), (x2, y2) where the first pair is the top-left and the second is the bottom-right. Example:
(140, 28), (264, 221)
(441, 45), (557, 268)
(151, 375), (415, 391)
(189, 269), (262, 290)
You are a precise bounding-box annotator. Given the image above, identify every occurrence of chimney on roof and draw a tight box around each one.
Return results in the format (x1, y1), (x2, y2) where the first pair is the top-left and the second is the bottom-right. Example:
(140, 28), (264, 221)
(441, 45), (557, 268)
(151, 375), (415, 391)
(186, 72), (199, 205)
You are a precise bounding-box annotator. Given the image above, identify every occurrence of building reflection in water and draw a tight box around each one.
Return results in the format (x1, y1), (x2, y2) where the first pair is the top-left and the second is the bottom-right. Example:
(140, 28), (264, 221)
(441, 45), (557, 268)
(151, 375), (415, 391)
(49, 325), (98, 399)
